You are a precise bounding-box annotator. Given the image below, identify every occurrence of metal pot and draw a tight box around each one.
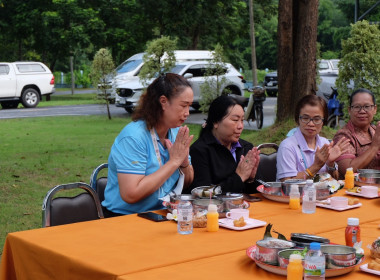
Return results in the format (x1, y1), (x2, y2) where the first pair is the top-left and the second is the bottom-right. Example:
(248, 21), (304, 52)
(169, 194), (195, 204)
(216, 193), (244, 212)
(290, 233), (330, 248)
(282, 179), (306, 196)
(262, 182), (282, 196)
(255, 238), (296, 266)
(358, 172), (380, 184)
(321, 245), (357, 269)
(192, 198), (224, 214)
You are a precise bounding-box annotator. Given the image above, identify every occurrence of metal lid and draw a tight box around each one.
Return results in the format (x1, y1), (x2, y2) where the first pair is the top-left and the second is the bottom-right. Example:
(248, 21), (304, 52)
(290, 233), (330, 244)
(216, 193), (243, 201)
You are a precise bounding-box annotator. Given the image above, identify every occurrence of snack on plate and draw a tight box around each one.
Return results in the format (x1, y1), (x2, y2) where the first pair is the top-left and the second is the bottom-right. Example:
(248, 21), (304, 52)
(368, 237), (380, 259)
(347, 187), (359, 193)
(368, 258), (380, 271)
(348, 198), (360, 205)
(233, 216), (246, 227)
(193, 211), (207, 228)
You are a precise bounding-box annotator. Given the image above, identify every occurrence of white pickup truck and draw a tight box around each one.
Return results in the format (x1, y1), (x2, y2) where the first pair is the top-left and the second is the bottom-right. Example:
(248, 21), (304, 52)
(0, 62), (55, 109)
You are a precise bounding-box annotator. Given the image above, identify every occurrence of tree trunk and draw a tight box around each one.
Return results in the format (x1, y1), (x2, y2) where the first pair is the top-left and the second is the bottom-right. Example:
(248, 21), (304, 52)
(249, 0), (258, 86)
(276, 0), (319, 122)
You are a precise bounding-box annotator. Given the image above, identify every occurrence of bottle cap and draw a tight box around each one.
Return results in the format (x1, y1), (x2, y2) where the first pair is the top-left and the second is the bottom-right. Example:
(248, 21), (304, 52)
(346, 167), (353, 172)
(310, 242), (321, 250)
(306, 179), (313, 184)
(289, 185), (300, 195)
(347, 217), (359, 226)
(208, 204), (218, 212)
(289, 254), (303, 262)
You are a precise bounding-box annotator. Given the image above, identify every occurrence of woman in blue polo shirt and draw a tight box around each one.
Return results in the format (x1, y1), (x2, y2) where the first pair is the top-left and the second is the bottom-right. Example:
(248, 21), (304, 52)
(102, 73), (194, 216)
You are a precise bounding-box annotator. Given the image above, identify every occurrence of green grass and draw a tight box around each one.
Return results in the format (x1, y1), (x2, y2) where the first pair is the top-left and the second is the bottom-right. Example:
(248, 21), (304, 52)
(0, 114), (337, 257)
(39, 93), (101, 107)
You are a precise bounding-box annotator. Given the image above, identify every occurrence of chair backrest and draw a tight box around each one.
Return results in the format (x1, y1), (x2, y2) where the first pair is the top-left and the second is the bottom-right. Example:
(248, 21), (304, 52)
(42, 182), (104, 227)
(89, 163), (108, 202)
(256, 143), (279, 183)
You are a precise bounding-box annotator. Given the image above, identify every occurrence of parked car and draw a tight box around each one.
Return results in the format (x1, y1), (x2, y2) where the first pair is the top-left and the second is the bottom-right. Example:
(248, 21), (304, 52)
(0, 62), (55, 109)
(263, 71), (278, 97)
(263, 59), (341, 98)
(115, 60), (246, 113)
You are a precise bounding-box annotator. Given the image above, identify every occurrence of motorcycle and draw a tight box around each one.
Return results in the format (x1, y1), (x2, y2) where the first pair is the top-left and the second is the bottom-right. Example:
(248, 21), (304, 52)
(326, 87), (344, 129)
(244, 86), (266, 129)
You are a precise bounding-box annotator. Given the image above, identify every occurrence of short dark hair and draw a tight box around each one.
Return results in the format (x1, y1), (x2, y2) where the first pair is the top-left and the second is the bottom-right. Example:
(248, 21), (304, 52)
(349, 88), (375, 106)
(294, 95), (328, 125)
(132, 73), (191, 129)
(201, 95), (244, 136)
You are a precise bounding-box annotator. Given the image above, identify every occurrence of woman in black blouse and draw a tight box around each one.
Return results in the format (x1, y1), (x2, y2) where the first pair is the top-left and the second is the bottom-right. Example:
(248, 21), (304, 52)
(189, 95), (260, 193)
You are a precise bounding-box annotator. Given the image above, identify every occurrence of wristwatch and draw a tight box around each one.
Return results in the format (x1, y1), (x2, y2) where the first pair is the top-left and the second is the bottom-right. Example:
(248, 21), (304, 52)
(326, 162), (338, 172)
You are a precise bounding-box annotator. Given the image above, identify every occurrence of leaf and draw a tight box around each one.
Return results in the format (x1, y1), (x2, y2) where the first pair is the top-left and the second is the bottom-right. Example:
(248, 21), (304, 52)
(272, 229), (287, 241)
(263, 223), (273, 239)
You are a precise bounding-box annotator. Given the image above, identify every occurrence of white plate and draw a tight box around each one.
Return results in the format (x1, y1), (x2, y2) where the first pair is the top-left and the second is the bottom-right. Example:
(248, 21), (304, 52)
(219, 218), (266, 231)
(360, 263), (380, 275)
(316, 202), (362, 211)
(246, 245), (364, 277)
(345, 190), (379, 198)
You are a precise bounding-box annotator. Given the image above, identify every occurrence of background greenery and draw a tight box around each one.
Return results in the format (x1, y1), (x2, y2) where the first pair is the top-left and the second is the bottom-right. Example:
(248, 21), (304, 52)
(1, 0), (378, 80)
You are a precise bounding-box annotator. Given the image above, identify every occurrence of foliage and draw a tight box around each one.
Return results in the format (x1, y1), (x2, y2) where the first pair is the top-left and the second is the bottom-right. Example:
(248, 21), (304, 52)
(336, 20), (380, 118)
(90, 48), (116, 119)
(138, 36), (177, 85)
(199, 44), (229, 113)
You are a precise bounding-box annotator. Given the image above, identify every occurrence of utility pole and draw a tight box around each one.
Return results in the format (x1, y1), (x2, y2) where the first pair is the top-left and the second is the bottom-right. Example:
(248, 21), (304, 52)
(249, 0), (258, 86)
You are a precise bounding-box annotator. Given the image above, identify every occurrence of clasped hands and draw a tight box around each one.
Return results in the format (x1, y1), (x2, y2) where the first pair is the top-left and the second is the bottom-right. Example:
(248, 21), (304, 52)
(236, 147), (260, 182)
(165, 126), (193, 168)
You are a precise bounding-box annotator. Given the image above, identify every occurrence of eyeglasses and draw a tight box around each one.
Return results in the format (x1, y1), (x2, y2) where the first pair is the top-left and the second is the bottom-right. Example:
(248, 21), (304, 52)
(350, 104), (375, 112)
(299, 115), (324, 125)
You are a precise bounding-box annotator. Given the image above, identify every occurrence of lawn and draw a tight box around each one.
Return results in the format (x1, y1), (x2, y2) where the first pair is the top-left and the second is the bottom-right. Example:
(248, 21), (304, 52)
(0, 102), (337, 257)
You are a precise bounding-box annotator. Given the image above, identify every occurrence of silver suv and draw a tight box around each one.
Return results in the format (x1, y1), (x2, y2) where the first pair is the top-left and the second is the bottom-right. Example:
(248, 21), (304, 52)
(115, 61), (246, 113)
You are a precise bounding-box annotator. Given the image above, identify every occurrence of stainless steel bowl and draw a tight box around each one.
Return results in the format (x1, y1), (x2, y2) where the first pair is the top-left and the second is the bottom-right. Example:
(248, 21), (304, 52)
(358, 169), (380, 174)
(358, 172), (380, 184)
(321, 245), (357, 269)
(192, 198), (224, 214)
(255, 238), (296, 265)
(278, 249), (305, 268)
(169, 194), (195, 204)
(216, 193), (244, 212)
(282, 179), (306, 196)
(262, 182), (282, 196)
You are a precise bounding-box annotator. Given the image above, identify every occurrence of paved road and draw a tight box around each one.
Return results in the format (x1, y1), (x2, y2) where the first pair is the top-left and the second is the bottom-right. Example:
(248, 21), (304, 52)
(0, 97), (277, 130)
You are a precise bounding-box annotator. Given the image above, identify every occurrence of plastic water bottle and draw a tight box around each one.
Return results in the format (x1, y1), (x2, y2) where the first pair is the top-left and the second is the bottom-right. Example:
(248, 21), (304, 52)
(302, 179), (316, 214)
(177, 200), (193, 235)
(304, 242), (325, 280)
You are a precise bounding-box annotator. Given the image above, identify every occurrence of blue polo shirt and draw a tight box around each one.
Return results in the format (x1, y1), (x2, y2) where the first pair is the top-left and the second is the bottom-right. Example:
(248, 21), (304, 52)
(102, 120), (181, 214)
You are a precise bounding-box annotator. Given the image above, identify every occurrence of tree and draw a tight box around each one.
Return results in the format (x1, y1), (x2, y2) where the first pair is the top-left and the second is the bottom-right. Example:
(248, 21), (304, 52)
(199, 44), (229, 113)
(336, 20), (380, 117)
(90, 48), (116, 120)
(138, 36), (177, 85)
(276, 0), (320, 122)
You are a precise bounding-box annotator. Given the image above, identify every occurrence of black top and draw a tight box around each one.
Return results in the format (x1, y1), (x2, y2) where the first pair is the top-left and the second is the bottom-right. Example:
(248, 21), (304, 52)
(188, 129), (258, 194)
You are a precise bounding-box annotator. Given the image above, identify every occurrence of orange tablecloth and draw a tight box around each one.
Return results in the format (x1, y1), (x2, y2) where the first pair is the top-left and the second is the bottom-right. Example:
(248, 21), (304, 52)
(1, 189), (380, 280)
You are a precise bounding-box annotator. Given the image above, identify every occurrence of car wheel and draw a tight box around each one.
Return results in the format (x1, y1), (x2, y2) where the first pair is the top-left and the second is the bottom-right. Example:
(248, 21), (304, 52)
(327, 115), (345, 129)
(1, 101), (19, 109)
(21, 88), (40, 108)
(191, 103), (200, 110)
(266, 90), (277, 97)
(125, 107), (134, 114)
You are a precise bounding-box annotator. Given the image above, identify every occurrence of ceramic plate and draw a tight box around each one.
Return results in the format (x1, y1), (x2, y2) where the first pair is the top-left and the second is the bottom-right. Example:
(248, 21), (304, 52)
(218, 218), (266, 231)
(345, 190), (379, 199)
(246, 245), (363, 277)
(257, 185), (291, 203)
(316, 202), (362, 211)
(360, 263), (380, 276)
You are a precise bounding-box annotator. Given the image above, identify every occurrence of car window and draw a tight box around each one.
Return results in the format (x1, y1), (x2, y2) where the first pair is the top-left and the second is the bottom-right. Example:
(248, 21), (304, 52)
(331, 60), (339, 69)
(169, 64), (186, 74)
(0, 65), (10, 75)
(319, 62), (329, 70)
(116, 59), (143, 74)
(16, 64), (46, 73)
(183, 65), (206, 77)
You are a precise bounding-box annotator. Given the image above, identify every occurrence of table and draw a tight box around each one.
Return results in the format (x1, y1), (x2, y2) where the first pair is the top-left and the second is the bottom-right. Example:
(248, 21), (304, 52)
(1, 189), (380, 280)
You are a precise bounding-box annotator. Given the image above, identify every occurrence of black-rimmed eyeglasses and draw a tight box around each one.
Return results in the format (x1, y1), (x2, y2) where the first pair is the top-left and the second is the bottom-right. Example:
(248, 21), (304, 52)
(350, 105), (375, 112)
(299, 115), (324, 125)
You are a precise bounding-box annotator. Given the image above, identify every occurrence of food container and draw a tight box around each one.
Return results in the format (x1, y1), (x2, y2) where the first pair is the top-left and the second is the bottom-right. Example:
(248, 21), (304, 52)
(262, 182), (282, 196)
(358, 169), (380, 175)
(314, 181), (330, 200)
(290, 233), (330, 248)
(255, 238), (296, 265)
(282, 180), (306, 196)
(278, 249), (305, 268)
(216, 193), (244, 212)
(358, 172), (380, 184)
(320, 245), (357, 268)
(193, 198), (224, 215)
(191, 185), (222, 198)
